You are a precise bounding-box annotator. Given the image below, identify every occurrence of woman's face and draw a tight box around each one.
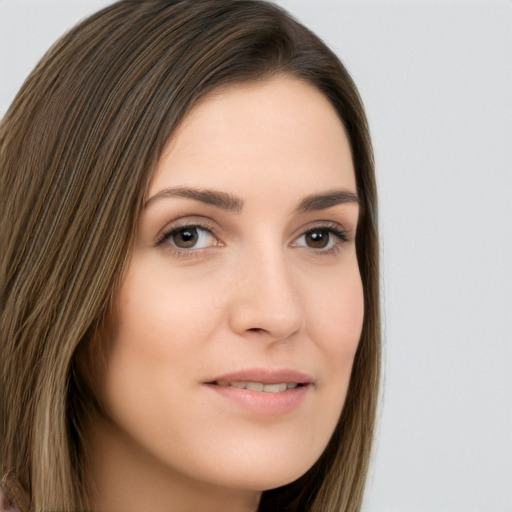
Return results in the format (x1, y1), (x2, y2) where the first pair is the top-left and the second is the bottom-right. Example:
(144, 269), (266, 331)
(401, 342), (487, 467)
(90, 76), (364, 511)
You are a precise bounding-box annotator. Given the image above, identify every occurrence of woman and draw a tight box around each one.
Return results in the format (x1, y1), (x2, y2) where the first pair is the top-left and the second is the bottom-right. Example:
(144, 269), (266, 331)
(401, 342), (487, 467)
(0, 1), (380, 511)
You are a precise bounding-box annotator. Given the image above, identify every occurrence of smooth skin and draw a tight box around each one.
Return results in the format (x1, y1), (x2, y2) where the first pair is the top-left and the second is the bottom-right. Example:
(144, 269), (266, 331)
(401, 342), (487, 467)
(86, 76), (364, 512)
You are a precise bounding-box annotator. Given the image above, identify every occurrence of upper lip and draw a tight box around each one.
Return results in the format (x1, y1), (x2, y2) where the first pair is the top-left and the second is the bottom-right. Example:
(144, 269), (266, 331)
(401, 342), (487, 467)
(206, 367), (314, 385)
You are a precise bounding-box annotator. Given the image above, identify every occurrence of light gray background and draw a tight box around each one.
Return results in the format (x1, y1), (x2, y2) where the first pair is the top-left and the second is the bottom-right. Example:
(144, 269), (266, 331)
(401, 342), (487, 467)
(1, 1), (511, 511)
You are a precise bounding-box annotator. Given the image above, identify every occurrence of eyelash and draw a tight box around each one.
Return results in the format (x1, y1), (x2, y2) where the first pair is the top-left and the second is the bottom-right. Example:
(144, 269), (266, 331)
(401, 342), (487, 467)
(156, 220), (220, 258)
(156, 221), (349, 258)
(294, 223), (349, 255)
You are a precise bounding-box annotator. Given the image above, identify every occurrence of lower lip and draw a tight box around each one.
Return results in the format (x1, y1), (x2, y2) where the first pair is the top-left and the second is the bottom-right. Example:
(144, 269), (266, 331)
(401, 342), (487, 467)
(205, 384), (310, 416)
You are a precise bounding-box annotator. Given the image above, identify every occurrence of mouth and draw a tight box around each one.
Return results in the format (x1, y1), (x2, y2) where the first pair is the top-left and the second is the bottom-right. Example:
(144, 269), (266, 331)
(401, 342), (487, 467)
(205, 369), (312, 415)
(212, 380), (304, 393)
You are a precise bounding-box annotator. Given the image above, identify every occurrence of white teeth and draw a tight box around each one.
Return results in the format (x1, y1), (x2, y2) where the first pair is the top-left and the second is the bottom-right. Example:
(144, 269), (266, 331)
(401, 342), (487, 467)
(262, 383), (287, 393)
(245, 382), (264, 392)
(224, 381), (300, 392)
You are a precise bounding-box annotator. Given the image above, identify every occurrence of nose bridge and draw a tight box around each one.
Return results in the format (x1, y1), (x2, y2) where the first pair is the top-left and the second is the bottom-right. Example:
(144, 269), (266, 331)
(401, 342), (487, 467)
(228, 237), (304, 340)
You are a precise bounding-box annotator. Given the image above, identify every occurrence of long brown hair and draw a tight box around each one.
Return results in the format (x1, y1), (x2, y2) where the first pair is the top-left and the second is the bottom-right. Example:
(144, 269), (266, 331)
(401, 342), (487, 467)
(1, 1), (380, 510)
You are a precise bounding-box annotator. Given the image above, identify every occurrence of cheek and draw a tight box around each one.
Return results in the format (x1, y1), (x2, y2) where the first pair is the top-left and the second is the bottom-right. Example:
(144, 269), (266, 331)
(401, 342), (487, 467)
(308, 261), (364, 348)
(97, 265), (220, 417)
(305, 262), (364, 392)
(115, 263), (219, 350)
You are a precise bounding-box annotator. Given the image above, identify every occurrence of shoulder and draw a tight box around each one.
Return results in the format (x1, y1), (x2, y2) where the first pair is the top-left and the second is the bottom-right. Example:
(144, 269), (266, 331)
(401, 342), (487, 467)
(1, 475), (30, 512)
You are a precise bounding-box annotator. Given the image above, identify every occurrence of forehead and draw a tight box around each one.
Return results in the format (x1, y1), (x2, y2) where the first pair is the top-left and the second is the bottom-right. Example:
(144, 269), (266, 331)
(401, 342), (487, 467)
(150, 76), (356, 199)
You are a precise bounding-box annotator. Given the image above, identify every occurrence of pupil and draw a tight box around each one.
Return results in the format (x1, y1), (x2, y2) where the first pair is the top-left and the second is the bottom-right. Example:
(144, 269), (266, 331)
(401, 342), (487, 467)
(306, 230), (329, 248)
(173, 228), (198, 248)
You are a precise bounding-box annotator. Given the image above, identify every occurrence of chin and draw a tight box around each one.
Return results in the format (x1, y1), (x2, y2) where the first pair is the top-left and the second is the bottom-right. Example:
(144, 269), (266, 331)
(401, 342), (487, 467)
(191, 442), (323, 493)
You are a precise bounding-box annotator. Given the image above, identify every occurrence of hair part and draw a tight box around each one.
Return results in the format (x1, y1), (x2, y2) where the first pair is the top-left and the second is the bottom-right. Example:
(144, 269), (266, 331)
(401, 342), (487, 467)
(1, 1), (379, 510)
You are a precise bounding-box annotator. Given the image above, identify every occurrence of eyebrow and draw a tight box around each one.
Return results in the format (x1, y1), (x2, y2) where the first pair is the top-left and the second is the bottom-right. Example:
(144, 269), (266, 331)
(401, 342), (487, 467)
(144, 186), (359, 213)
(144, 186), (243, 212)
(295, 189), (360, 212)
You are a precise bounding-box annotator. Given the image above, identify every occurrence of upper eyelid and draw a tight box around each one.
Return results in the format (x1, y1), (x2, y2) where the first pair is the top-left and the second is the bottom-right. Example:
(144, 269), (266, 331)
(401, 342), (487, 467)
(293, 220), (351, 239)
(156, 217), (218, 240)
(158, 218), (351, 237)
(293, 224), (348, 247)
(156, 226), (217, 253)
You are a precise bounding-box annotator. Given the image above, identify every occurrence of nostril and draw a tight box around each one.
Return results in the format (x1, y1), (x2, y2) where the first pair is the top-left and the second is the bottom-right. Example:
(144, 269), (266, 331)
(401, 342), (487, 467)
(229, 287), (304, 340)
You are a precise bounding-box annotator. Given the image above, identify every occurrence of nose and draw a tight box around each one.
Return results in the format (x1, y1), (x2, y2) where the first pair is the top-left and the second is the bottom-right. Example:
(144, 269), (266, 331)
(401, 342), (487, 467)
(227, 245), (304, 342)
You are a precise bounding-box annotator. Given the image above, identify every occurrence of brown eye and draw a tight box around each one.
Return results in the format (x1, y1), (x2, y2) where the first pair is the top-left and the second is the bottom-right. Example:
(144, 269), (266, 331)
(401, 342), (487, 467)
(171, 227), (199, 248)
(161, 225), (218, 252)
(293, 225), (347, 252)
(304, 229), (330, 249)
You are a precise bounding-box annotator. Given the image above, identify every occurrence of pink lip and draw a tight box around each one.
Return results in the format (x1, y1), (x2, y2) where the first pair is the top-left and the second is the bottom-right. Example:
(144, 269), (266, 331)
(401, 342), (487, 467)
(204, 367), (314, 416)
(207, 367), (314, 386)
